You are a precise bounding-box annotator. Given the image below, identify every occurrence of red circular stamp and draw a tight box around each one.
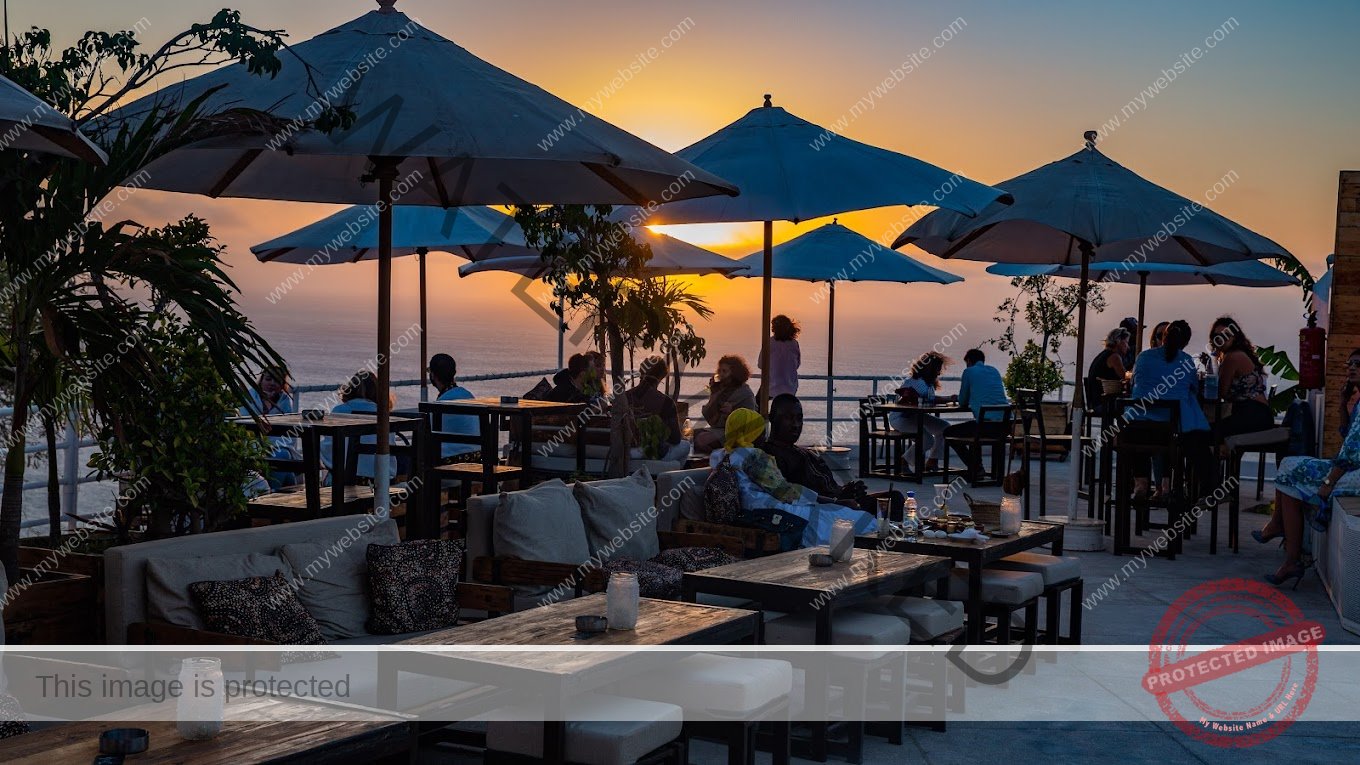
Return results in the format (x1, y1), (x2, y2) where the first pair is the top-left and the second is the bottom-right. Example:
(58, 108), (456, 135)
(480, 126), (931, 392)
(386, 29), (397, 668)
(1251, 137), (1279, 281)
(1142, 578), (1323, 748)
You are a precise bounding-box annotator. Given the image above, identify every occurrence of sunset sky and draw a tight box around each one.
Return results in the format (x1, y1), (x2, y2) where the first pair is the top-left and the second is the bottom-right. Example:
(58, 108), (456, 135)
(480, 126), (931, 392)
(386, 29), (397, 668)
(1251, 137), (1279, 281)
(26, 0), (1360, 381)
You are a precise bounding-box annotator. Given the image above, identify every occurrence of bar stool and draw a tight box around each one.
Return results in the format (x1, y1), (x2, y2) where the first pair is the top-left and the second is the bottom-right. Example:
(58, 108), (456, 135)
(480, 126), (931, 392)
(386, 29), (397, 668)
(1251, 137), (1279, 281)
(1222, 427), (1289, 554)
(940, 568), (1044, 644)
(987, 552), (1083, 644)
(483, 693), (687, 765)
(616, 653), (793, 765)
(1110, 399), (1183, 558)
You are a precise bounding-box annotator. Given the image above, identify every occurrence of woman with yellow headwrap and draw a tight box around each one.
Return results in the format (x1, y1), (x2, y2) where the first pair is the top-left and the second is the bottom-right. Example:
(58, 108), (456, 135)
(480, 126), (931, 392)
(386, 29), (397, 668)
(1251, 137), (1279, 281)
(710, 408), (876, 547)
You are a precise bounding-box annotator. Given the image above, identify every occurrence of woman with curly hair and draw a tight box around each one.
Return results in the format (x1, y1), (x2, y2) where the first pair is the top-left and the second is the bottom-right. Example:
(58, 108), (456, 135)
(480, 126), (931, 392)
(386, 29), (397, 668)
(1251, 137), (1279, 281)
(1210, 316), (1274, 439)
(890, 351), (955, 471)
(763, 314), (802, 398)
(693, 354), (758, 453)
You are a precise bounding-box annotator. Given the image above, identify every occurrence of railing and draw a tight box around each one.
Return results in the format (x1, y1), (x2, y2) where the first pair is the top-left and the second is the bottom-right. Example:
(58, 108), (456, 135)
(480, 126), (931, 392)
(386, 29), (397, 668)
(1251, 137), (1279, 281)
(7, 367), (1075, 532)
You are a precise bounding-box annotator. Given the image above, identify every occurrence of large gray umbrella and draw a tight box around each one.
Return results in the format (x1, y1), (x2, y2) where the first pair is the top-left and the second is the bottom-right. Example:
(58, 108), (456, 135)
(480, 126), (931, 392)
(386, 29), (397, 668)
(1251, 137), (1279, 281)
(108, 0), (736, 516)
(252, 204), (537, 400)
(641, 95), (1010, 411)
(732, 220), (963, 442)
(897, 132), (1291, 517)
(0, 74), (106, 163)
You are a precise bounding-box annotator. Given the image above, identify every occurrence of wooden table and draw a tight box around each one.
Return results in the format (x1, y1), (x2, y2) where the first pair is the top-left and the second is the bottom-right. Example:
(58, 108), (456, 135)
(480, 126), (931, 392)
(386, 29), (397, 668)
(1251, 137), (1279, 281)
(681, 547), (951, 643)
(855, 520), (1066, 643)
(419, 398), (588, 488)
(231, 412), (422, 520)
(859, 401), (966, 481)
(379, 593), (761, 765)
(0, 694), (412, 765)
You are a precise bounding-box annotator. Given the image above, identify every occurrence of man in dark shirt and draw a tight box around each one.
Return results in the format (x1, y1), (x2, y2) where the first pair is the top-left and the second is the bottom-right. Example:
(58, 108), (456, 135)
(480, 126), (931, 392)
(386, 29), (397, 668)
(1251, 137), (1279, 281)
(761, 394), (903, 517)
(545, 353), (591, 403)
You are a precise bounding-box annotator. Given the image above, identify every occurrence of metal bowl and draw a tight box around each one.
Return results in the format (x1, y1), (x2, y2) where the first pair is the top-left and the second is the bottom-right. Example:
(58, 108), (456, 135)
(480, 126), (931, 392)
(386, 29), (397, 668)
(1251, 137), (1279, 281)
(100, 728), (149, 755)
(575, 615), (608, 634)
(301, 409), (326, 421)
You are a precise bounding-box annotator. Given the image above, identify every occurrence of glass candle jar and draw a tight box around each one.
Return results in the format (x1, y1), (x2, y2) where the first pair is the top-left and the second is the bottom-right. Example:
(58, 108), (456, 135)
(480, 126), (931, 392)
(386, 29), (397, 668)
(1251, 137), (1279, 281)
(830, 518), (855, 562)
(176, 657), (224, 740)
(999, 495), (1023, 536)
(606, 572), (639, 630)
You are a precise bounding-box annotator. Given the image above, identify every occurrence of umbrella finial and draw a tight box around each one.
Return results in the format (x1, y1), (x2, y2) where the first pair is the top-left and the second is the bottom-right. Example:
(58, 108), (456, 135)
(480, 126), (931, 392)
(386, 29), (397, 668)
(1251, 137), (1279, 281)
(763, 93), (772, 107)
(377, 0), (397, 13)
(1083, 130), (1098, 150)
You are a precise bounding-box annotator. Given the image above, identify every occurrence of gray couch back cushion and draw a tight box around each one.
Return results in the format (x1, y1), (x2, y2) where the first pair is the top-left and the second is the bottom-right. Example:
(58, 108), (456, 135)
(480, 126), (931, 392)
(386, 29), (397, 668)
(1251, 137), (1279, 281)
(279, 519), (401, 641)
(105, 516), (384, 644)
(145, 552), (292, 630)
(492, 479), (589, 597)
(656, 468), (709, 523)
(574, 468), (660, 563)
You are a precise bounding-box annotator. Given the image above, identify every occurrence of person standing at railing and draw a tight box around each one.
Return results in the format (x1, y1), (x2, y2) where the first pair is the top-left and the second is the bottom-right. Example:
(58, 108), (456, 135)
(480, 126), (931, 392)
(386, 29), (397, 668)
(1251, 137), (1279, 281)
(762, 314), (802, 398)
(239, 370), (300, 489)
(429, 353), (480, 463)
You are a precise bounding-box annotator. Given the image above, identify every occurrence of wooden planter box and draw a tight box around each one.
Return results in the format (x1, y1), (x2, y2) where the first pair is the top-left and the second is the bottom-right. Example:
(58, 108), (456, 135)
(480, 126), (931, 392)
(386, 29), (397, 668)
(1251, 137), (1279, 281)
(20, 535), (112, 643)
(3, 568), (98, 644)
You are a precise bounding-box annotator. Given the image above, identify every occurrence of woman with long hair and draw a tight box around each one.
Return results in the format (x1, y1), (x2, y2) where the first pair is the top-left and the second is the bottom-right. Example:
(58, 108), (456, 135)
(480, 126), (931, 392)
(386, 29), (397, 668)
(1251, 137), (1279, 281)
(1127, 320), (1214, 501)
(239, 369), (300, 488)
(325, 369), (399, 481)
(1258, 346), (1360, 586)
(1085, 327), (1131, 413)
(624, 355), (691, 463)
(1211, 316), (1274, 439)
(693, 354), (758, 453)
(890, 351), (954, 471)
(764, 314), (802, 398)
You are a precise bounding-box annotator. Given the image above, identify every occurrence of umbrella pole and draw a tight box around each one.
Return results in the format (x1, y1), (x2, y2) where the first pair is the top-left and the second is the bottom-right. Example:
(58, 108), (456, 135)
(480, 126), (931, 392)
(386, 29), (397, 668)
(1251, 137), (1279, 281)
(419, 248), (429, 402)
(373, 158), (399, 519)
(825, 282), (836, 446)
(1136, 272), (1148, 355)
(1066, 241), (1094, 519)
(759, 221), (774, 415)
(557, 303), (565, 370)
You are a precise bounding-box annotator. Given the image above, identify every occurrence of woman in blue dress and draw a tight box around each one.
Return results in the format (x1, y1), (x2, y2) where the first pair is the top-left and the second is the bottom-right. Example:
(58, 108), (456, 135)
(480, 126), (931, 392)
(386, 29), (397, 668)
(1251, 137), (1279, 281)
(1259, 347), (1360, 586)
(1126, 320), (1214, 502)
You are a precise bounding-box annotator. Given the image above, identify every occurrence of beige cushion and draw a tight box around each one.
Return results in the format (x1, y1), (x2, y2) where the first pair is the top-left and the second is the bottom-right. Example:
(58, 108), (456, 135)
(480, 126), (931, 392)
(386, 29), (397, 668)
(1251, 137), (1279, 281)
(862, 596), (964, 641)
(485, 693), (682, 765)
(943, 568), (1043, 606)
(492, 479), (590, 597)
(616, 654), (792, 716)
(278, 519), (401, 640)
(988, 552), (1082, 587)
(763, 608), (910, 651)
(1224, 427), (1289, 452)
(574, 468), (659, 563)
(145, 552), (292, 630)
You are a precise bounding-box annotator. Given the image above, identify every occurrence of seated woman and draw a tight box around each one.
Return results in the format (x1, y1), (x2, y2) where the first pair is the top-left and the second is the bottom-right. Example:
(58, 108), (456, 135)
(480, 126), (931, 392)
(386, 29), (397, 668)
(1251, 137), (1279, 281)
(623, 355), (692, 463)
(711, 408), (875, 547)
(1258, 347), (1360, 586)
(889, 351), (955, 472)
(1210, 316), (1274, 440)
(1085, 327), (1130, 415)
(323, 369), (401, 482)
(239, 369), (300, 489)
(1127, 320), (1214, 500)
(693, 355), (758, 453)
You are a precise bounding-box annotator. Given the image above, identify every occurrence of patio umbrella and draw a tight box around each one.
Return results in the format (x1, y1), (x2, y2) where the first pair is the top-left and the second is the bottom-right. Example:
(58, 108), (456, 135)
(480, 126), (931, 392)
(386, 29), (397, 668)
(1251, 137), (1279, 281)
(107, 0), (736, 515)
(987, 260), (1300, 352)
(896, 132), (1291, 517)
(252, 205), (536, 400)
(459, 227), (746, 370)
(731, 220), (963, 442)
(0, 74), (107, 163)
(640, 95), (1010, 411)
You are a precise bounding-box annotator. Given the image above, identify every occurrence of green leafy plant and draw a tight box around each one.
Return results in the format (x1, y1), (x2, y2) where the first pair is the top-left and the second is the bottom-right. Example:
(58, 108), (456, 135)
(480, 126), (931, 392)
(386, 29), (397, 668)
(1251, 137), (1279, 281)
(636, 415), (668, 461)
(1003, 340), (1065, 399)
(87, 315), (269, 540)
(1257, 345), (1303, 414)
(992, 274), (1106, 397)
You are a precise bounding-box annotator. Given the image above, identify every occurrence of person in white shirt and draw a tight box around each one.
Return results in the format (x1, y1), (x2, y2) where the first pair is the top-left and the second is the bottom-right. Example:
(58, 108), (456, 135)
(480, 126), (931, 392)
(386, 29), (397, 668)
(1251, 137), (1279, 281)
(429, 353), (481, 462)
(762, 314), (802, 398)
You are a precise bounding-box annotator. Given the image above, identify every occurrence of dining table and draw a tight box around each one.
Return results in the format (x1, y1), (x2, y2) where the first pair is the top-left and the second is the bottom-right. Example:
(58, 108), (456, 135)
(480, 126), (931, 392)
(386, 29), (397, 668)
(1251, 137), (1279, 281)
(856, 519), (1067, 643)
(419, 397), (588, 486)
(859, 400), (968, 482)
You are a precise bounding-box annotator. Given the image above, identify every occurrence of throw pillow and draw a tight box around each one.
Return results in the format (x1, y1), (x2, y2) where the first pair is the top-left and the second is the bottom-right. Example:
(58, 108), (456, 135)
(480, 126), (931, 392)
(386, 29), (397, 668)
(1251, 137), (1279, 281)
(652, 546), (740, 574)
(188, 572), (326, 644)
(279, 519), (401, 641)
(366, 539), (465, 635)
(573, 468), (659, 563)
(493, 479), (590, 597)
(147, 552), (293, 630)
(0, 693), (29, 739)
(704, 453), (741, 524)
(601, 558), (682, 600)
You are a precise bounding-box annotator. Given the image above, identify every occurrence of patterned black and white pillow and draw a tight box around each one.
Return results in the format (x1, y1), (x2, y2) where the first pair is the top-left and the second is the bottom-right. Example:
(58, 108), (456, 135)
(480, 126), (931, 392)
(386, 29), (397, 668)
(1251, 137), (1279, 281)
(188, 572), (326, 645)
(366, 539), (464, 635)
(601, 558), (683, 600)
(0, 692), (30, 739)
(651, 546), (740, 574)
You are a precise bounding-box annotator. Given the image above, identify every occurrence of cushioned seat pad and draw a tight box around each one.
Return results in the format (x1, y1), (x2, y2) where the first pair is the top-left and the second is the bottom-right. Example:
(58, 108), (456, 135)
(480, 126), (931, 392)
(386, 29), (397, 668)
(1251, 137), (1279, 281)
(484, 693), (682, 765)
(860, 596), (964, 641)
(942, 567), (1043, 606)
(616, 654), (792, 716)
(987, 552), (1082, 586)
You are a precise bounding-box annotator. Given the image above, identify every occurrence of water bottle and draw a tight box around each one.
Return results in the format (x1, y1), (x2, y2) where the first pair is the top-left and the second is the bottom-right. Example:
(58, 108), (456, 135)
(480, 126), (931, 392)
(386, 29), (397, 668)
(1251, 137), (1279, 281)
(903, 491), (919, 539)
(876, 497), (891, 538)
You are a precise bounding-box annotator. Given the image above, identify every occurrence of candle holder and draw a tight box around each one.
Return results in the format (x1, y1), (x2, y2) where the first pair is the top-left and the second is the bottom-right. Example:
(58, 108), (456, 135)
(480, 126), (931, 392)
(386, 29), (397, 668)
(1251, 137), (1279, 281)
(606, 572), (639, 629)
(998, 495), (1023, 537)
(175, 657), (224, 741)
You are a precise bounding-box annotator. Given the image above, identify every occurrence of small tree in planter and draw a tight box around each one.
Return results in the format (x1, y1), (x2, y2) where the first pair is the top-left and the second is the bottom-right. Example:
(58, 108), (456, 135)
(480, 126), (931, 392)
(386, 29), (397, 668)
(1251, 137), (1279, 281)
(993, 273), (1107, 398)
(512, 205), (710, 476)
(87, 315), (270, 540)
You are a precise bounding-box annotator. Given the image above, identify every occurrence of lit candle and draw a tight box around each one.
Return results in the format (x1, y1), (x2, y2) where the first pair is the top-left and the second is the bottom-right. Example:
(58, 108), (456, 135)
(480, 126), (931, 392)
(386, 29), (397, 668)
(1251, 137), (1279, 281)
(606, 572), (639, 630)
(176, 657), (224, 740)
(999, 495), (1023, 536)
(830, 518), (855, 562)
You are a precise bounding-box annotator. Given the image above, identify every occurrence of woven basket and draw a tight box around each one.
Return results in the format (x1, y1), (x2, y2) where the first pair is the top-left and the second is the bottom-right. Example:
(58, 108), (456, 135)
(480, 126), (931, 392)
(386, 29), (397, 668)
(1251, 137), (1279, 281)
(963, 493), (1001, 528)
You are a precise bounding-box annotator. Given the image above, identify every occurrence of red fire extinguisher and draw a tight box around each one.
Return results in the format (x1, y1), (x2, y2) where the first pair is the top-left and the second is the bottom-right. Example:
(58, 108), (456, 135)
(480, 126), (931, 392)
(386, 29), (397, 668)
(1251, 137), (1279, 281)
(1299, 312), (1327, 390)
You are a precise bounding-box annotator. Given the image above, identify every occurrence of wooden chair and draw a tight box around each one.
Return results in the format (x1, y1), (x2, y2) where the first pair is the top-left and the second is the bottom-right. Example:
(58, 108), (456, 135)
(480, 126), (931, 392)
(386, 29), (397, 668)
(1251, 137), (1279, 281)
(1110, 399), (1184, 558)
(858, 398), (910, 478)
(942, 405), (1014, 486)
